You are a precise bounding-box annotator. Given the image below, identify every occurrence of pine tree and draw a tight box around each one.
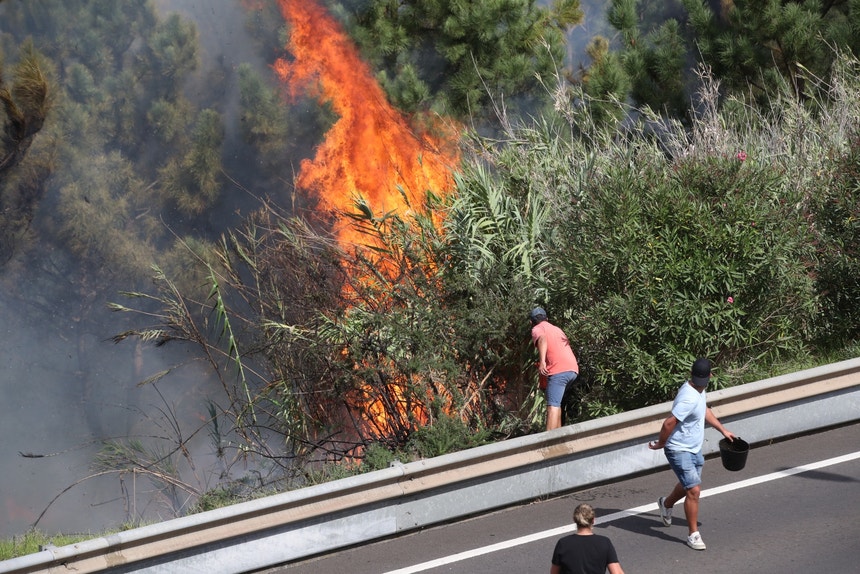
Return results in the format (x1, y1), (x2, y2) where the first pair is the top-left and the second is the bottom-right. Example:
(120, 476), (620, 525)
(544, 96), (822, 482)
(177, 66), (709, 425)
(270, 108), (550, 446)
(157, 109), (224, 216)
(237, 64), (289, 171)
(682, 0), (860, 101)
(329, 0), (583, 119)
(595, 0), (860, 120)
(142, 12), (199, 100)
(580, 36), (631, 127)
(585, 0), (692, 120)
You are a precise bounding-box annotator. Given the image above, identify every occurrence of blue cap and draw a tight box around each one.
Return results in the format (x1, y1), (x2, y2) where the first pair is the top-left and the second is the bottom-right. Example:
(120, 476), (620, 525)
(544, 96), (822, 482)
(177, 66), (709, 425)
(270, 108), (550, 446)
(529, 307), (547, 322)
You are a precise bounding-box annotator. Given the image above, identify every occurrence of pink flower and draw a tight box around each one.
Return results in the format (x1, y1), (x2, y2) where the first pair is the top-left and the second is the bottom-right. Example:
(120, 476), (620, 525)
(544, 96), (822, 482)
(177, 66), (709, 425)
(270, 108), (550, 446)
(736, 151), (747, 161)
(727, 296), (734, 304)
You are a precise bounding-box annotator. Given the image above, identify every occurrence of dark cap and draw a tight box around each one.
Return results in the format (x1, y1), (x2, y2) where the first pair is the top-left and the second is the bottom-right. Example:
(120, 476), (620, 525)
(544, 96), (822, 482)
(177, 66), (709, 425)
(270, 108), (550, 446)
(691, 357), (712, 387)
(528, 307), (547, 323)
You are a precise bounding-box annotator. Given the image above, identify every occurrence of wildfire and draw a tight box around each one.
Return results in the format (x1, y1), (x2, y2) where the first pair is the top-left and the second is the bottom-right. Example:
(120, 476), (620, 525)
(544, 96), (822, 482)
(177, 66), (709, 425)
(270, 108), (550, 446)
(270, 0), (463, 438)
(273, 0), (460, 250)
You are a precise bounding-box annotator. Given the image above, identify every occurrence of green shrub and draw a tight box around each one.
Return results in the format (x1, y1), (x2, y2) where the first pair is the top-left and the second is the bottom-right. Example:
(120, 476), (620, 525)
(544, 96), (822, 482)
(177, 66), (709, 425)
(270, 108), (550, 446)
(449, 62), (860, 413)
(361, 442), (402, 471)
(559, 146), (817, 407)
(408, 413), (492, 459)
(812, 134), (860, 346)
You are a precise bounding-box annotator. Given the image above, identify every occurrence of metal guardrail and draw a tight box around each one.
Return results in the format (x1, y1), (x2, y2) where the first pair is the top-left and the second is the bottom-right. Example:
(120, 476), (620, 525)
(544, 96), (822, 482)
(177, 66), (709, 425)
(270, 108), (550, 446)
(3, 357), (860, 574)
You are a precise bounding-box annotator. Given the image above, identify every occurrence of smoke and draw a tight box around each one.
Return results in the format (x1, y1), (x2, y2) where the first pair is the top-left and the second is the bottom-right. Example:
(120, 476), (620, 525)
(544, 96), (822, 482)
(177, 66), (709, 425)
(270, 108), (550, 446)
(0, 284), (204, 535)
(0, 0), (268, 539)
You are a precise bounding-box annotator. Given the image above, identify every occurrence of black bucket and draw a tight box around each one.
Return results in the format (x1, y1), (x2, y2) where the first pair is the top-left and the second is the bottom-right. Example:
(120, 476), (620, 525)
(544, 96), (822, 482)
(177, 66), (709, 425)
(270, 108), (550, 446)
(719, 437), (749, 471)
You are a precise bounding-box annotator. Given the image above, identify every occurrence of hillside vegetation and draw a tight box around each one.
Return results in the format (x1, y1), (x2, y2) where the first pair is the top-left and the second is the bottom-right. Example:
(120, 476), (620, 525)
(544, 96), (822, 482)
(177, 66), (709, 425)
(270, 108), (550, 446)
(1, 0), (859, 542)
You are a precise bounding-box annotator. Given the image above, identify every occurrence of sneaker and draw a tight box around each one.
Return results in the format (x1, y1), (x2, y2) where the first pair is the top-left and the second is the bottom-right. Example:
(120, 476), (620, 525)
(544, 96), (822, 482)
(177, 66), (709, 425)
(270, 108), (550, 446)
(687, 531), (707, 550)
(657, 497), (672, 526)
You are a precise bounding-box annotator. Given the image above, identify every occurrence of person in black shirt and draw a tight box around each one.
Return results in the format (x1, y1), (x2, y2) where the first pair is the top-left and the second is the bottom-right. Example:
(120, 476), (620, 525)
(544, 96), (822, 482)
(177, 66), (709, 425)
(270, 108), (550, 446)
(551, 503), (625, 574)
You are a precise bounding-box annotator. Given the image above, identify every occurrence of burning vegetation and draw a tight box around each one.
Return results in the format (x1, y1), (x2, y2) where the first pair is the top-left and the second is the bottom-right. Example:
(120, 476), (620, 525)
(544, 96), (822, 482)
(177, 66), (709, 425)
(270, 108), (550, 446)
(266, 0), (467, 455)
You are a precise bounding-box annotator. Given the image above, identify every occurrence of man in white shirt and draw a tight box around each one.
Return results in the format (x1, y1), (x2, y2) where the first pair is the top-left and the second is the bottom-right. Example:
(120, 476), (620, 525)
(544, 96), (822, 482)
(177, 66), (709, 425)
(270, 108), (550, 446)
(648, 357), (735, 550)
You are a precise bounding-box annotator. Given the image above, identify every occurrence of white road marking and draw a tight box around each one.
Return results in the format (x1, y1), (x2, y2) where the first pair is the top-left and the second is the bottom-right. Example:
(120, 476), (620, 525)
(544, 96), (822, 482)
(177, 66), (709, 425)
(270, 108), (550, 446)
(382, 450), (860, 574)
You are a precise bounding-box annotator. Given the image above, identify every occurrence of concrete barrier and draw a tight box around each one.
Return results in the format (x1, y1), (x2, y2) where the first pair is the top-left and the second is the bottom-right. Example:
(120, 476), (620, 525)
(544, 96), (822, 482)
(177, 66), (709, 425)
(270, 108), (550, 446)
(2, 357), (859, 573)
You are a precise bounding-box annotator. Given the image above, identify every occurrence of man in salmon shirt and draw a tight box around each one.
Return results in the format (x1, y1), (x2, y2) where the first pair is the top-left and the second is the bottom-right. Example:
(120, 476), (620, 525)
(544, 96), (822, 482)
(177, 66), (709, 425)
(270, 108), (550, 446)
(529, 307), (579, 431)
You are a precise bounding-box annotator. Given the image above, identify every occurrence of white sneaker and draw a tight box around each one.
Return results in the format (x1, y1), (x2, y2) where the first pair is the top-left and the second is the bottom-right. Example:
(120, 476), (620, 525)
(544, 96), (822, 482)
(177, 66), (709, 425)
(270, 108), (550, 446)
(687, 531), (706, 550)
(657, 497), (672, 526)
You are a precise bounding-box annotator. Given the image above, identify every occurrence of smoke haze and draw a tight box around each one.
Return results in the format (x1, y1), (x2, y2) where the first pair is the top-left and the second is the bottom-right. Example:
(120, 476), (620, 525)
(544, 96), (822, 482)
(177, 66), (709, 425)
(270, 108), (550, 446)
(0, 0), (606, 539)
(0, 0), (271, 538)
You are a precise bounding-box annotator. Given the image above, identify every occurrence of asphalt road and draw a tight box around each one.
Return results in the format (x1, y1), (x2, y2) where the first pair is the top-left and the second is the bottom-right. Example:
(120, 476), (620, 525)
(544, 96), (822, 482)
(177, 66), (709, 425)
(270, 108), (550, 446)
(260, 422), (860, 573)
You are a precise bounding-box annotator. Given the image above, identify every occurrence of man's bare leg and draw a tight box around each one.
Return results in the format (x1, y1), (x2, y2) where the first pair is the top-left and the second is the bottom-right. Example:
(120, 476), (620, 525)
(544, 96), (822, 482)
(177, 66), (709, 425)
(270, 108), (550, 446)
(665, 482), (700, 535)
(664, 482), (686, 508)
(546, 405), (562, 431)
(682, 485), (700, 535)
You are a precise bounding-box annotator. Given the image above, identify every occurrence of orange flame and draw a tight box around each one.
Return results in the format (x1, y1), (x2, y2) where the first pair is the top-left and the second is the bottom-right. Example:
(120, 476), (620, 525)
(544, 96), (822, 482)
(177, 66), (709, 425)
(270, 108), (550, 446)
(273, 0), (460, 250)
(271, 0), (463, 437)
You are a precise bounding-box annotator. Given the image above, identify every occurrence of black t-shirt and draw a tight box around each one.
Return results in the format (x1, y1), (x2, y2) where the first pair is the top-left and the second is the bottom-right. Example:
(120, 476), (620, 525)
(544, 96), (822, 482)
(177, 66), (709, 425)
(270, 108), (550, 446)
(551, 533), (619, 574)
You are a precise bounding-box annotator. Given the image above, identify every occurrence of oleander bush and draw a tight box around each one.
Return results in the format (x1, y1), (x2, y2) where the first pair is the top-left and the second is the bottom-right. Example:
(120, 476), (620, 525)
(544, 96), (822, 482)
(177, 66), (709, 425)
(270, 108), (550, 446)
(449, 57), (860, 416)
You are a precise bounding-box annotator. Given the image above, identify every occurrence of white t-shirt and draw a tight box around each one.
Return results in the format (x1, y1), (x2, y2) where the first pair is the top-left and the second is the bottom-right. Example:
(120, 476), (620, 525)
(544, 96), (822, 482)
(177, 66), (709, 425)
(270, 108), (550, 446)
(666, 381), (707, 452)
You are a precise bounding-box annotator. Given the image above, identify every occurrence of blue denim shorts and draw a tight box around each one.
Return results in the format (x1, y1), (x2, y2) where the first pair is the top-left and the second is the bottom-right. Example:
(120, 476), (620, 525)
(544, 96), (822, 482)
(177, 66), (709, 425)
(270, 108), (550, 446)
(545, 371), (577, 407)
(665, 448), (705, 490)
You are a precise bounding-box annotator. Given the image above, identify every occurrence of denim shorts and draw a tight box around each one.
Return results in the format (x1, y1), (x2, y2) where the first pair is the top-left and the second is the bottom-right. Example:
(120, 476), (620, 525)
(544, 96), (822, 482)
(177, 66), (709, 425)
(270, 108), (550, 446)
(545, 371), (577, 407)
(665, 448), (705, 490)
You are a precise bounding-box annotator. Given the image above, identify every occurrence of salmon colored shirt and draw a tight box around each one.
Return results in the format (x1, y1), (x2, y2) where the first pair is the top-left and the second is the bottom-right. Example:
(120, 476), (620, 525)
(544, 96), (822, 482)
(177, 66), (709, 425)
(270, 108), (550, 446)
(531, 321), (579, 375)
